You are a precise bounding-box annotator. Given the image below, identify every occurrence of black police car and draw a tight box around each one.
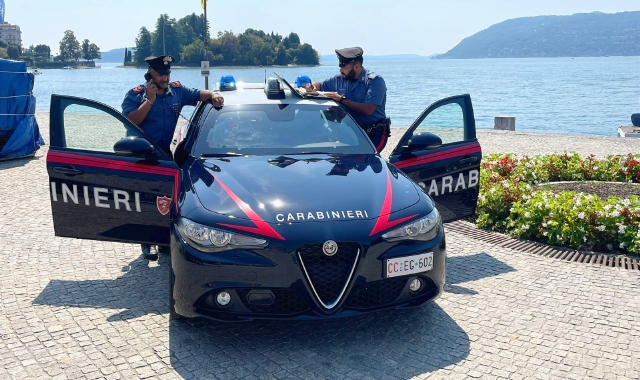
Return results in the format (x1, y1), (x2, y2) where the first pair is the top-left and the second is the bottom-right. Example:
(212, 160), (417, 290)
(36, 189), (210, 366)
(46, 77), (481, 321)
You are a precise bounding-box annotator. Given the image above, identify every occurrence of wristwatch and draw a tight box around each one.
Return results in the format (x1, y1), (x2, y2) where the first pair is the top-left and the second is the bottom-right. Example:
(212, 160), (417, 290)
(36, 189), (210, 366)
(339, 95), (346, 103)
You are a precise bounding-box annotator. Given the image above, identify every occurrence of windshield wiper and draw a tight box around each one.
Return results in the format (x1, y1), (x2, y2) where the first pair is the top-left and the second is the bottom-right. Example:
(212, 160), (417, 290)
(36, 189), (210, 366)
(200, 152), (245, 158)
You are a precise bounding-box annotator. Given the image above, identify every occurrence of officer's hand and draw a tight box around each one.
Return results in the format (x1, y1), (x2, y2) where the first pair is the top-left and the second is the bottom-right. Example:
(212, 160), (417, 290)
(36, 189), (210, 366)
(210, 93), (224, 108)
(324, 92), (341, 102)
(146, 80), (158, 103)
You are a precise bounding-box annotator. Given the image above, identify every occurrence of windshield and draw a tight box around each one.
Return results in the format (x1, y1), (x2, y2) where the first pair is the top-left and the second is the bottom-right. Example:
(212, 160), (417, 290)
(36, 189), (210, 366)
(193, 104), (374, 156)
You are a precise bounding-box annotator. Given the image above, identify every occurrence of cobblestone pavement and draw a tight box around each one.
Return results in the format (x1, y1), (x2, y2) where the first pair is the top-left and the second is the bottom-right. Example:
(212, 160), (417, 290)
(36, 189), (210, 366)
(1, 116), (639, 379)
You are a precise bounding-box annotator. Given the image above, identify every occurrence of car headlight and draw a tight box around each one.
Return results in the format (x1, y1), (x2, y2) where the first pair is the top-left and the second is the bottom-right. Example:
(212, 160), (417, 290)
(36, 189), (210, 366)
(382, 208), (441, 242)
(176, 217), (268, 252)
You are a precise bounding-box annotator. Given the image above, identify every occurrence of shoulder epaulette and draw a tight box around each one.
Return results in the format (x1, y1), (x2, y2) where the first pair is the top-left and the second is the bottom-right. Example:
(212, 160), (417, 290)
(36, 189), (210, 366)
(132, 85), (145, 94)
(170, 81), (183, 88)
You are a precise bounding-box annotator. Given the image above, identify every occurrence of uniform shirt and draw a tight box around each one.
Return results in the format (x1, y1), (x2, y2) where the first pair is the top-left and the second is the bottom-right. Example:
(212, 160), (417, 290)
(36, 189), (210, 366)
(319, 68), (387, 125)
(121, 82), (200, 151)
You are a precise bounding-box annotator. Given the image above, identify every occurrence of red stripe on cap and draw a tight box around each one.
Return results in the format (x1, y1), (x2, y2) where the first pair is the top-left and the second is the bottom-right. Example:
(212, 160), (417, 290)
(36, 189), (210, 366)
(394, 143), (481, 170)
(214, 177), (285, 241)
(369, 171), (419, 236)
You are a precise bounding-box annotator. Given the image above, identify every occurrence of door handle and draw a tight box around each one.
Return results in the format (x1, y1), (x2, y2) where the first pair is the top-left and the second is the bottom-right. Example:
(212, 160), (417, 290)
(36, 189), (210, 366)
(53, 166), (84, 175)
(458, 157), (479, 166)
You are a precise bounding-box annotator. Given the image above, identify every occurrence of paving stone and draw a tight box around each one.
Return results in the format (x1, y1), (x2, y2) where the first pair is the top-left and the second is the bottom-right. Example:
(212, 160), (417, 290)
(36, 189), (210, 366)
(0, 114), (639, 379)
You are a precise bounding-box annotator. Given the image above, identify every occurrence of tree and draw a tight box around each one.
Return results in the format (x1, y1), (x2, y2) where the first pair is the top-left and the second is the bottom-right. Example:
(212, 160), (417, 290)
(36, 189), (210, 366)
(152, 14), (180, 61)
(134, 27), (153, 64)
(59, 30), (81, 62)
(0, 47), (8, 59)
(127, 49), (132, 63)
(296, 43), (319, 65)
(180, 39), (205, 63)
(82, 39), (90, 60)
(88, 43), (101, 61)
(7, 44), (20, 60)
(124, 47), (128, 64)
(34, 44), (51, 61)
(0, 38), (7, 49)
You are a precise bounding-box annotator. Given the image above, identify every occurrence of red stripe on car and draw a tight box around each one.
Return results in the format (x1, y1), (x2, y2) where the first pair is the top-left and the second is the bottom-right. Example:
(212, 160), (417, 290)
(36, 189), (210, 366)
(47, 151), (180, 211)
(214, 177), (286, 241)
(394, 142), (481, 169)
(369, 171), (419, 236)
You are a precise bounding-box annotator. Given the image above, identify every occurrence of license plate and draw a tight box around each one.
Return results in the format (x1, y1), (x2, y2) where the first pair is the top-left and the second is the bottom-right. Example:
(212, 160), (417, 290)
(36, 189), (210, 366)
(385, 252), (433, 278)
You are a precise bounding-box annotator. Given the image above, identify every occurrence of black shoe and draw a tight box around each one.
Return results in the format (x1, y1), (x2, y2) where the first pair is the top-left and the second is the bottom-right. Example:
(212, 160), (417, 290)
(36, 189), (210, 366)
(141, 244), (158, 261)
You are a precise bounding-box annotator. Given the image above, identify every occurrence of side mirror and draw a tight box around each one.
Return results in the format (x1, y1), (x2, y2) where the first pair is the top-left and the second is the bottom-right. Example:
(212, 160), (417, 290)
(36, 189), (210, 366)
(114, 136), (155, 156)
(407, 132), (442, 151)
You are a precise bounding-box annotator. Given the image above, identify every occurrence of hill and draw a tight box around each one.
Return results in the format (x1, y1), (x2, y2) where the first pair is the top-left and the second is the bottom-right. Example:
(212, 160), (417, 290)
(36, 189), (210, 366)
(438, 11), (640, 59)
(96, 48), (134, 63)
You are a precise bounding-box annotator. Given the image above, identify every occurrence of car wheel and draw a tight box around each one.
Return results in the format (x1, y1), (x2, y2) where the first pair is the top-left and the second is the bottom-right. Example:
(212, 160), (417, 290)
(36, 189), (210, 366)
(169, 261), (181, 320)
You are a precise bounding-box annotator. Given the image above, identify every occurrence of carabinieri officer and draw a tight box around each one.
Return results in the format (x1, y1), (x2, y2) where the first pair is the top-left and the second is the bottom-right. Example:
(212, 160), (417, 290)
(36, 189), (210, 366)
(122, 54), (224, 156)
(306, 47), (391, 152)
(121, 55), (224, 260)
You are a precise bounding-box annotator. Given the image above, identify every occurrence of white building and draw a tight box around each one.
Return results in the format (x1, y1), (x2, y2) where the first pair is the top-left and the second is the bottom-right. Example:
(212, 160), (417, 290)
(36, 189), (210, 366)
(0, 22), (21, 48)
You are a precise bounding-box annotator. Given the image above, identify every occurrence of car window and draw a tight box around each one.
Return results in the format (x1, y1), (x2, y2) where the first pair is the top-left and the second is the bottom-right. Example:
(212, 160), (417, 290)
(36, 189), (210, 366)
(193, 104), (374, 156)
(413, 103), (465, 145)
(62, 104), (141, 152)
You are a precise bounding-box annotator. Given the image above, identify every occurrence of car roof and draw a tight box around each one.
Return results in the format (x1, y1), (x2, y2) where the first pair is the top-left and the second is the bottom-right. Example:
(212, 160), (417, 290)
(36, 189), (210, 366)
(215, 81), (337, 107)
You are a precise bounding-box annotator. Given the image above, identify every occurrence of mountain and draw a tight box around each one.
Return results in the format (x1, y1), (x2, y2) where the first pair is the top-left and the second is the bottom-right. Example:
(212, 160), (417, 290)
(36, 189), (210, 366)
(319, 54), (437, 64)
(96, 48), (135, 63)
(437, 11), (640, 59)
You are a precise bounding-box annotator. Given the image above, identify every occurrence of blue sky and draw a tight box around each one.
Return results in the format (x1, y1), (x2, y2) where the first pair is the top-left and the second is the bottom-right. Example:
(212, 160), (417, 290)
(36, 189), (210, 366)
(8, 0), (640, 56)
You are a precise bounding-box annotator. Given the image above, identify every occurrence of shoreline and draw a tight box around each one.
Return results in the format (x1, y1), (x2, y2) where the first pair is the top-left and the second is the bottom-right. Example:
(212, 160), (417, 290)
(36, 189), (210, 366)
(33, 110), (640, 158)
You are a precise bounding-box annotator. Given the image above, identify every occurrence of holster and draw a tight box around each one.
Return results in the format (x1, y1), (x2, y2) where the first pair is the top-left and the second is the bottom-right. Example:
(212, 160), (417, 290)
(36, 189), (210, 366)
(363, 117), (391, 136)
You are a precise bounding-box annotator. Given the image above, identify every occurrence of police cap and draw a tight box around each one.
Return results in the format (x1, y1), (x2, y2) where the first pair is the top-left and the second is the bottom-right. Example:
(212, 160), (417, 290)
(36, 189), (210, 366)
(145, 55), (173, 75)
(335, 47), (363, 67)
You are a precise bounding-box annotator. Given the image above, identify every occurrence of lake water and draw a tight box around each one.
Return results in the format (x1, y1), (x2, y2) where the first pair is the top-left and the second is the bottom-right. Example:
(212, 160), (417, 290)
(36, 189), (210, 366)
(30, 56), (640, 136)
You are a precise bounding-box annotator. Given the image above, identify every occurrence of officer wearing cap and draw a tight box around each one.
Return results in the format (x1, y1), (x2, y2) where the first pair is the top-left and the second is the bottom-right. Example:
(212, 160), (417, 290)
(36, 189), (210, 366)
(121, 55), (224, 260)
(306, 47), (390, 153)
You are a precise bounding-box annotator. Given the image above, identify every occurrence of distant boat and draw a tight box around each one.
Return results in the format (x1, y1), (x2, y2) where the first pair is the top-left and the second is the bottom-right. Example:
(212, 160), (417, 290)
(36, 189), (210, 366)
(62, 66), (73, 70)
(28, 68), (42, 75)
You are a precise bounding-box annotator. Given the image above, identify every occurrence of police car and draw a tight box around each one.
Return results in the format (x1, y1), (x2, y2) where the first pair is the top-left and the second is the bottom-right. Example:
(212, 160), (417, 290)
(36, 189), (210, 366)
(46, 75), (481, 321)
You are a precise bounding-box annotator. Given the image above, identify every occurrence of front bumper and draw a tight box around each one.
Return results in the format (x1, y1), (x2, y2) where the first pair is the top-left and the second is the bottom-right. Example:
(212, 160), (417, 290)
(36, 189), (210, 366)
(170, 225), (446, 321)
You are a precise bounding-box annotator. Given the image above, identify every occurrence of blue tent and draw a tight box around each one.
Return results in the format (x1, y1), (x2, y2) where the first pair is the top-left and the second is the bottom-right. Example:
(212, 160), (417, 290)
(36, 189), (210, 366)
(0, 58), (45, 161)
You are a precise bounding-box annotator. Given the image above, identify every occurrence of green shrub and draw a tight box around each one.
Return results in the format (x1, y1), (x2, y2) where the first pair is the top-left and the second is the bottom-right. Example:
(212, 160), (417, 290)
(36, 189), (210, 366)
(476, 153), (640, 255)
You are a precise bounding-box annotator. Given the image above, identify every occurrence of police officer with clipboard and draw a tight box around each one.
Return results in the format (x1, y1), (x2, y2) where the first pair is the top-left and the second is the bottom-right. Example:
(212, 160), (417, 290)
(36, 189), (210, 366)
(121, 55), (224, 260)
(306, 47), (391, 153)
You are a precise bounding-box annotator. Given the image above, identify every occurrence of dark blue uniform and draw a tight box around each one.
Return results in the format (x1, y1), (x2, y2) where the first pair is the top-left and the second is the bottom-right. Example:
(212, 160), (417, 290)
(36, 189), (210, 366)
(121, 82), (200, 153)
(319, 68), (387, 126)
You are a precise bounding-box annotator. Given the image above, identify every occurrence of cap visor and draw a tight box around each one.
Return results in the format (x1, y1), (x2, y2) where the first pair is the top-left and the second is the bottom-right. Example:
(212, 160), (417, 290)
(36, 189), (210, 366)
(155, 69), (171, 75)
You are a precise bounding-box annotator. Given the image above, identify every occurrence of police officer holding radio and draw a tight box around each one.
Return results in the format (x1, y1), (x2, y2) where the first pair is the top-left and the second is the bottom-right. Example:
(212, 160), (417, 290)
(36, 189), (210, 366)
(122, 54), (224, 260)
(306, 47), (390, 152)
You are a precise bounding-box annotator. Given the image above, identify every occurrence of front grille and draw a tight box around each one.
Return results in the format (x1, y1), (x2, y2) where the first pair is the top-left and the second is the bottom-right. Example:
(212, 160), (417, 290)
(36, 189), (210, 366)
(298, 242), (360, 309)
(235, 289), (308, 315)
(345, 278), (407, 309)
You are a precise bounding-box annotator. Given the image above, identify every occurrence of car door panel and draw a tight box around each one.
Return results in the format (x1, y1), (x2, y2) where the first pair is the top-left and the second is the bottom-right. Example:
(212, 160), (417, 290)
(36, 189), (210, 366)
(47, 95), (178, 245)
(390, 95), (481, 222)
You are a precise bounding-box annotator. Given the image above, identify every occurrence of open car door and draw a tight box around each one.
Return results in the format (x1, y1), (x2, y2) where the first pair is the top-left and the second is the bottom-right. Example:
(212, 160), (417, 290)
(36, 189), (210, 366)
(389, 94), (481, 223)
(46, 95), (179, 245)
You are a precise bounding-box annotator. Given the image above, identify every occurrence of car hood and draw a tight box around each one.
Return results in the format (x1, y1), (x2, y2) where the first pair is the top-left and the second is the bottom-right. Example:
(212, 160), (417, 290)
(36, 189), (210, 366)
(187, 154), (420, 224)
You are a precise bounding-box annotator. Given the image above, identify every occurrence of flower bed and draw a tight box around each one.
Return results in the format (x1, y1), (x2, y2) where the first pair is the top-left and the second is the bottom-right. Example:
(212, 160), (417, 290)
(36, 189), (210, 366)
(475, 153), (640, 255)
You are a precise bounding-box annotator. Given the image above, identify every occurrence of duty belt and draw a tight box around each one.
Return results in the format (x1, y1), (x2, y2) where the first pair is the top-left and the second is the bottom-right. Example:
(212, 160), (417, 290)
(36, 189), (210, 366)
(361, 117), (391, 133)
